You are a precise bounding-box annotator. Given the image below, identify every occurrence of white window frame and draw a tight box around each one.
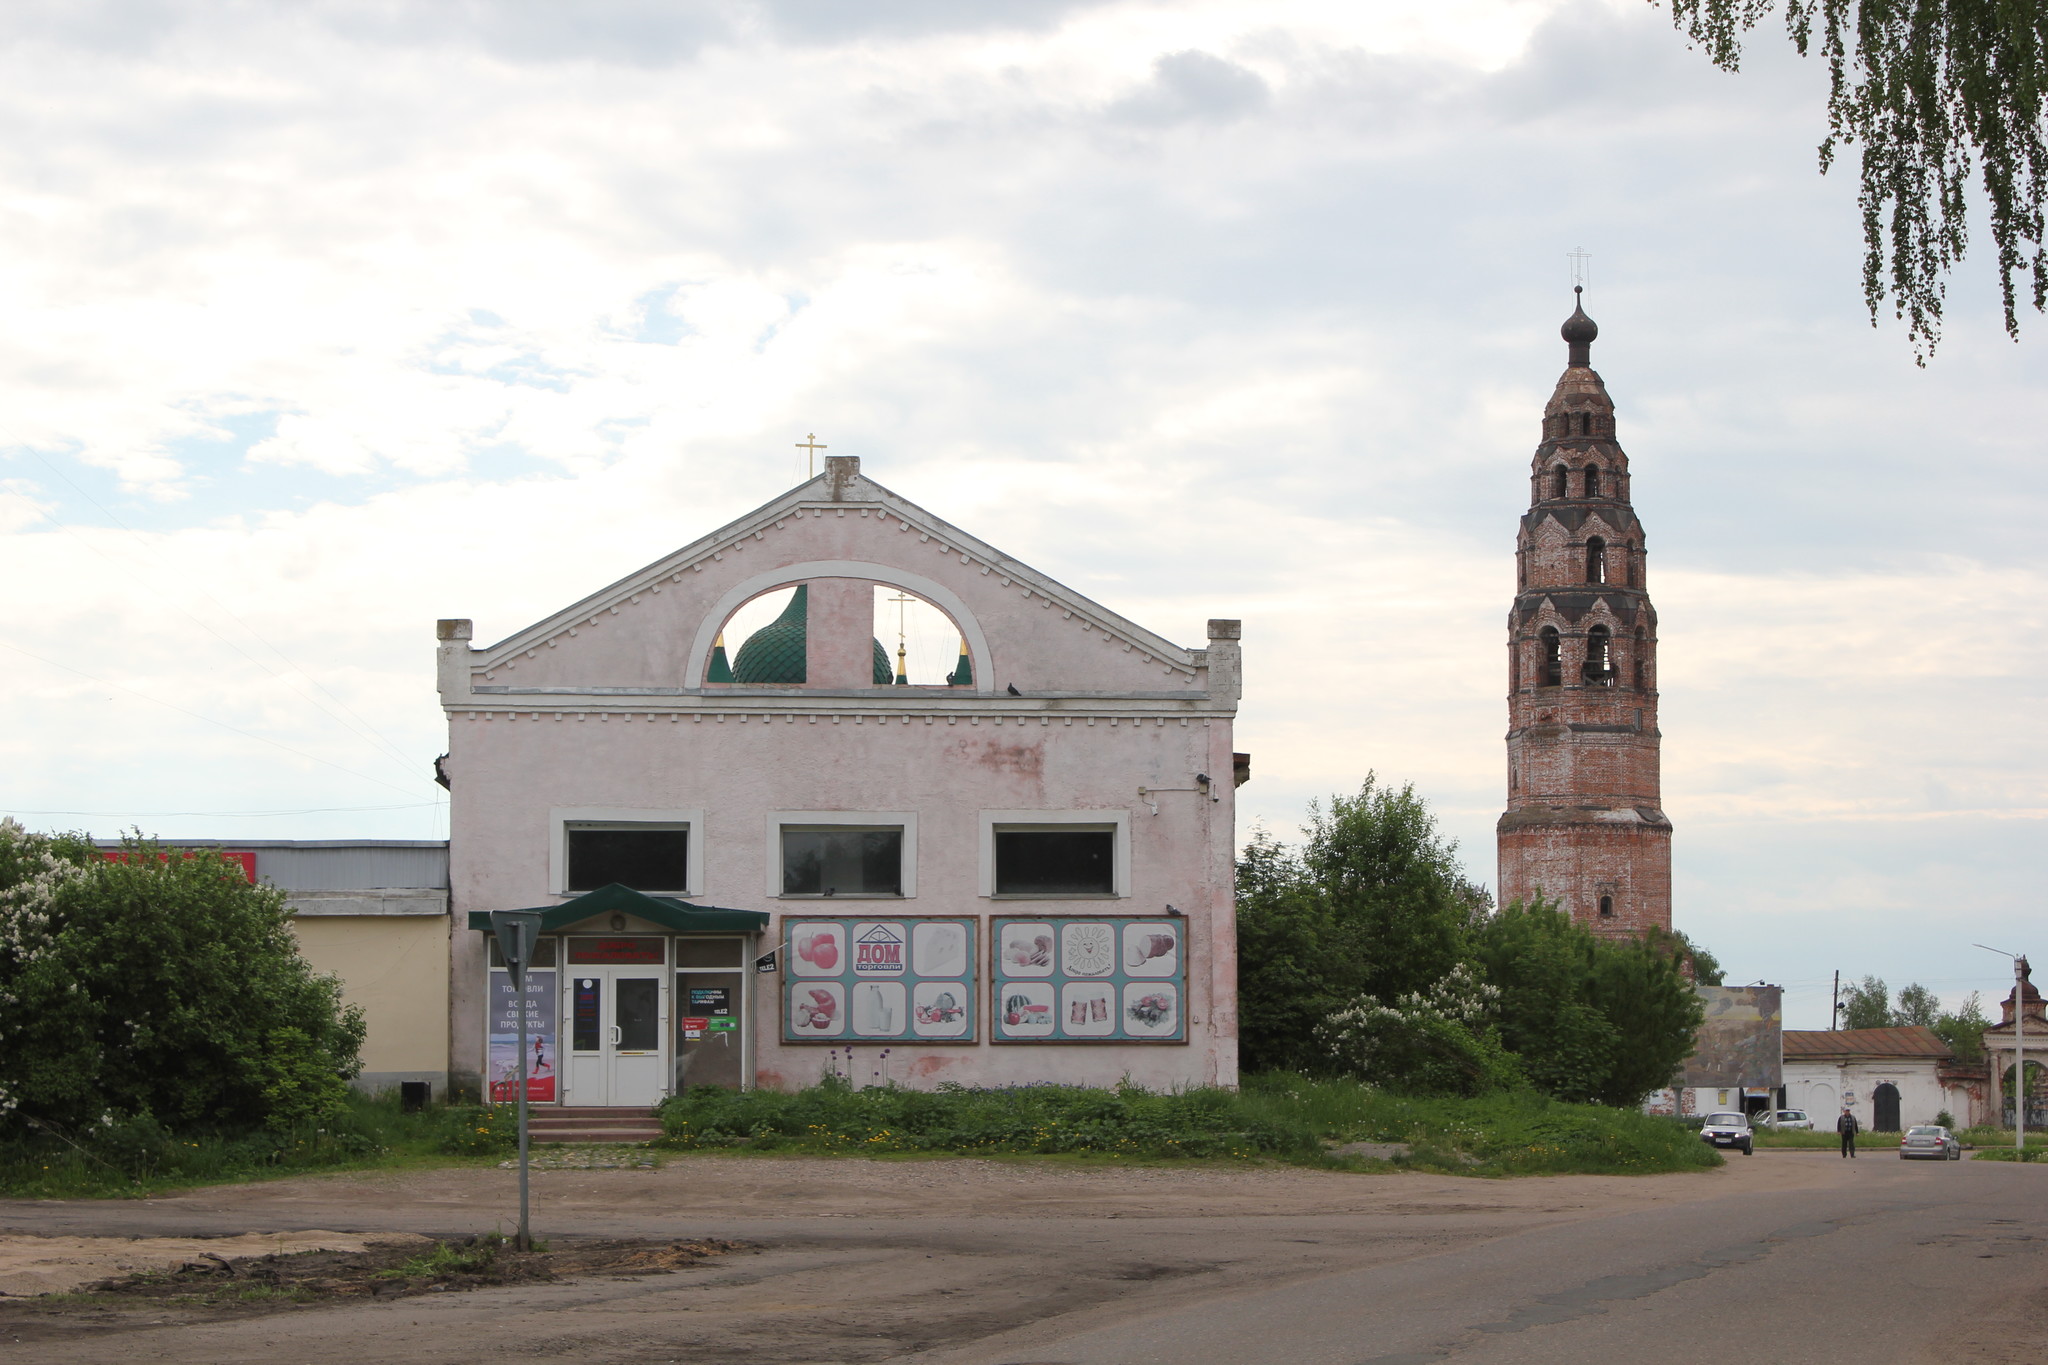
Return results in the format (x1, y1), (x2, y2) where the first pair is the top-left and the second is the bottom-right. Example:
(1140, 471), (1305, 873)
(765, 810), (918, 900)
(551, 807), (704, 898)
(979, 810), (1130, 900)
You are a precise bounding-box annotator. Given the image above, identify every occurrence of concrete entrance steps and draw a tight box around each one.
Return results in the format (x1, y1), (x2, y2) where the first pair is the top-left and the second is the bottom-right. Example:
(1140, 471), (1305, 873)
(524, 1106), (665, 1144)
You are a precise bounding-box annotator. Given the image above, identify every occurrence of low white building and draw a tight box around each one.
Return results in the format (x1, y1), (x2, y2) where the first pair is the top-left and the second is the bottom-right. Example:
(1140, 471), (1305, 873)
(1782, 1027), (1979, 1133)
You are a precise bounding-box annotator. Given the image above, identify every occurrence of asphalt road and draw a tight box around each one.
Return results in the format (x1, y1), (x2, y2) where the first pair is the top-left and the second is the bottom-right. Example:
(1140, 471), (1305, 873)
(2, 1151), (2041, 1363)
(916, 1155), (2048, 1365)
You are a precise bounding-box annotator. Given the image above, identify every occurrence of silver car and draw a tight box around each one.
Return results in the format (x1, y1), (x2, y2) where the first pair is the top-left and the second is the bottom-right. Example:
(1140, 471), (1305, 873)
(1755, 1108), (1813, 1130)
(1899, 1124), (1961, 1160)
(1699, 1112), (1754, 1155)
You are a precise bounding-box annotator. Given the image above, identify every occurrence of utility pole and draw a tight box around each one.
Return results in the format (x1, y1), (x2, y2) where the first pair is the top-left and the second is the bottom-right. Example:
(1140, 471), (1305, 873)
(1831, 970), (1841, 1030)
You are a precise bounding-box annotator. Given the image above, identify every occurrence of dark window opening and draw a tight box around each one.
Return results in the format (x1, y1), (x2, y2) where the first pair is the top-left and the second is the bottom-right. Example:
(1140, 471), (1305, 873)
(568, 826), (689, 892)
(781, 827), (903, 896)
(1626, 543), (1638, 586)
(1583, 625), (1615, 686)
(1586, 536), (1606, 584)
(995, 827), (1115, 896)
(1579, 412), (1592, 435)
(1539, 627), (1562, 687)
(1551, 466), (1568, 499)
(1586, 465), (1601, 497)
(1598, 895), (1614, 918)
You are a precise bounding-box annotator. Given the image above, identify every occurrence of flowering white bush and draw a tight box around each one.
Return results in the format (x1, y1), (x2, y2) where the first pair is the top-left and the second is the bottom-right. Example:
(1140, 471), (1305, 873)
(0, 821), (365, 1137)
(1317, 965), (1524, 1097)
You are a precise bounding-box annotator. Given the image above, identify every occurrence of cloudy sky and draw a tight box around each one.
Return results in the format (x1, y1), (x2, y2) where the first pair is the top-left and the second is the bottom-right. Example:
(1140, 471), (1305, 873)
(3, 0), (2041, 1029)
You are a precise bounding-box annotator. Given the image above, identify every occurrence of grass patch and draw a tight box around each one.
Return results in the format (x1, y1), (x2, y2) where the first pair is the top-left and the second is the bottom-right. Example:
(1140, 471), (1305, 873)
(653, 1074), (1721, 1176)
(656, 1077), (1306, 1161)
(0, 1092), (518, 1198)
(1236, 1075), (1723, 1176)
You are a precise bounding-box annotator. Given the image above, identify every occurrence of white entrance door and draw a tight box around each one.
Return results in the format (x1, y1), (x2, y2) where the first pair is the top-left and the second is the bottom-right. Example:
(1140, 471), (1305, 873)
(562, 968), (669, 1108)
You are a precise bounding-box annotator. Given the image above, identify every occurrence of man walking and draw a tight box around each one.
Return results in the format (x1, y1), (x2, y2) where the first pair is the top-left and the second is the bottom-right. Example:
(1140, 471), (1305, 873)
(1837, 1106), (1860, 1158)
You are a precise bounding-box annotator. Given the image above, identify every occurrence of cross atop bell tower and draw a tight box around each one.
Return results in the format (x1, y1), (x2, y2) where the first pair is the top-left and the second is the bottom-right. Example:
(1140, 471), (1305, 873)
(1496, 292), (1673, 938)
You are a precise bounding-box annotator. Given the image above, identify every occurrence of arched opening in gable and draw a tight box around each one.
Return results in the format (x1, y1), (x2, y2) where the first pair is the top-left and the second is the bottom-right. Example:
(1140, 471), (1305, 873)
(706, 582), (972, 687)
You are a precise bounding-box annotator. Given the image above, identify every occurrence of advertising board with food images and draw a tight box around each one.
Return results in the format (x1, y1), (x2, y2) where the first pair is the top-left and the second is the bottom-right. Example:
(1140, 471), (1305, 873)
(991, 917), (1186, 1044)
(782, 917), (978, 1044)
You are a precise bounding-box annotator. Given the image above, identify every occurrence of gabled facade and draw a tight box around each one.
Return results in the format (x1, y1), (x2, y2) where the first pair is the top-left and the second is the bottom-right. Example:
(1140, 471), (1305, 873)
(436, 456), (1243, 1104)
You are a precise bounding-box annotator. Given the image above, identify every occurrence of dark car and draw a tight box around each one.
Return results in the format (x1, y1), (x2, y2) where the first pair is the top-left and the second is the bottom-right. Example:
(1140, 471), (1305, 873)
(1699, 1111), (1754, 1155)
(1899, 1124), (1962, 1160)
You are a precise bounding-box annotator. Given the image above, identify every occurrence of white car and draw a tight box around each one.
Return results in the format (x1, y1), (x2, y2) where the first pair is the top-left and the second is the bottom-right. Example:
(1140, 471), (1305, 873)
(1699, 1112), (1754, 1155)
(1754, 1109), (1812, 1130)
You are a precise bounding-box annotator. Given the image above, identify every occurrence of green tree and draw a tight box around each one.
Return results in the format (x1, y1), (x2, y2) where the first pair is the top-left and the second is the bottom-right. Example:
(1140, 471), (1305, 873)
(1472, 902), (1707, 1106)
(1839, 974), (1892, 1029)
(1934, 990), (1990, 1060)
(1654, 0), (2047, 358)
(1234, 776), (1489, 1074)
(1893, 981), (1941, 1026)
(1648, 927), (1726, 985)
(0, 824), (366, 1137)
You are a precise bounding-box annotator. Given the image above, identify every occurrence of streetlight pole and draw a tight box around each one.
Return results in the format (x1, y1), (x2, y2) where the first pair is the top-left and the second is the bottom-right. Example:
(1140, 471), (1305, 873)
(1975, 944), (2028, 1154)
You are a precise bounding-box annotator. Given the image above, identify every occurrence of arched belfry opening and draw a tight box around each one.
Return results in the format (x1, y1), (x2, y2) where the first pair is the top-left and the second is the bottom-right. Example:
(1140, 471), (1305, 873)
(1538, 627), (1562, 687)
(1582, 625), (1614, 686)
(1585, 536), (1607, 583)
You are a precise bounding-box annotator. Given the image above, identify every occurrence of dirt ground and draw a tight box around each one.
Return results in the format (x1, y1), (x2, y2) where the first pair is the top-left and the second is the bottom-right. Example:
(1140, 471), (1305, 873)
(0, 1151), (1856, 1364)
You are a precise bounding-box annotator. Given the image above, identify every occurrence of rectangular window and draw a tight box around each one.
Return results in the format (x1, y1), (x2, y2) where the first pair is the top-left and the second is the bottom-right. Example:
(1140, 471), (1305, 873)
(994, 827), (1116, 896)
(781, 827), (904, 897)
(566, 825), (689, 893)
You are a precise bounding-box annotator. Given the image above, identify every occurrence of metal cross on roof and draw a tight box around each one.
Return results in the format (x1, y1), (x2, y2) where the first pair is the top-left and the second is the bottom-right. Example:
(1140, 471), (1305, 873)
(796, 432), (827, 478)
(1568, 247), (1591, 290)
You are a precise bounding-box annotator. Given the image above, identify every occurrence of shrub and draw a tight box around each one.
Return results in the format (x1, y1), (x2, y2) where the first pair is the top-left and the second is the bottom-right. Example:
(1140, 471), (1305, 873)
(0, 824), (365, 1138)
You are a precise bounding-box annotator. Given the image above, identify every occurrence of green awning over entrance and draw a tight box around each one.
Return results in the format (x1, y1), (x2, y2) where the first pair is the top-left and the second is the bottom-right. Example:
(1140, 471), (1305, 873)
(464, 883), (770, 934)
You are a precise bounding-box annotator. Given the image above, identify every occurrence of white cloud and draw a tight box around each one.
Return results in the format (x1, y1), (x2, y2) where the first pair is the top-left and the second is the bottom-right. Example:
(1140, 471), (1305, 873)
(0, 0), (2042, 1026)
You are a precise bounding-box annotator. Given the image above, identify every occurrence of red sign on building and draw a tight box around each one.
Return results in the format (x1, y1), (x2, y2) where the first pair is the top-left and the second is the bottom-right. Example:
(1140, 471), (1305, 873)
(102, 849), (257, 884)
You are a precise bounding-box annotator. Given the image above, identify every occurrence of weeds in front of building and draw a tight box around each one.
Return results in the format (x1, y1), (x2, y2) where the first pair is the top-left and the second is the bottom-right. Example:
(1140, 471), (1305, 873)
(0, 1090), (515, 1197)
(652, 1074), (1721, 1176)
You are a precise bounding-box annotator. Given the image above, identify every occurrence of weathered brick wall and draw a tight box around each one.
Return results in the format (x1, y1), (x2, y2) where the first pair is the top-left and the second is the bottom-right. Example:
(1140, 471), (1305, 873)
(1497, 327), (1672, 940)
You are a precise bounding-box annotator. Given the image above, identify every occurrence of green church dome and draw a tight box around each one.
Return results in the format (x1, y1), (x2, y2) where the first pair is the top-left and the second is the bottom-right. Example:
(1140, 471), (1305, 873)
(731, 586), (809, 684)
(728, 584), (895, 685)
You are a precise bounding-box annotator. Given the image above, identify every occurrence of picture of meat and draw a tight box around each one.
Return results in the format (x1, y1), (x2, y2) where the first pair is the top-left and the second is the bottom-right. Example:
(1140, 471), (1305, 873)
(794, 985), (841, 1031)
(794, 925), (842, 974)
(1000, 922), (1055, 975)
(1121, 923), (1179, 976)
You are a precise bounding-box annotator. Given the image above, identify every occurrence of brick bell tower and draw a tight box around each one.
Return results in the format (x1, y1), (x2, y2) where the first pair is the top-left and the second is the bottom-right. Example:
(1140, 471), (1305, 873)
(1496, 289), (1672, 938)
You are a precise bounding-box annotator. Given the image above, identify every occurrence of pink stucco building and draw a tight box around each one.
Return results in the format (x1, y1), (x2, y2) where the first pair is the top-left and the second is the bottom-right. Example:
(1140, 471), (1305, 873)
(437, 456), (1243, 1106)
